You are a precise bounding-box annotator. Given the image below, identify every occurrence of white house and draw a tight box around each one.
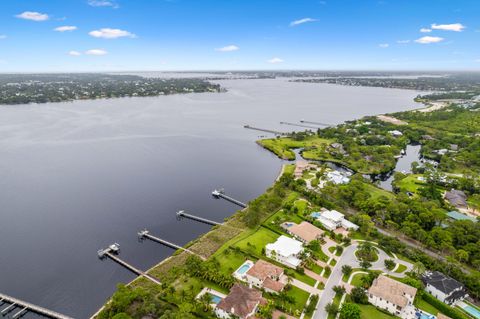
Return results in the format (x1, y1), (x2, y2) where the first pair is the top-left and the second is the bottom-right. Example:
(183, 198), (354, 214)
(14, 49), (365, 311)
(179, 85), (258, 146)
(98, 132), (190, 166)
(311, 210), (359, 231)
(368, 275), (417, 319)
(389, 130), (403, 137)
(265, 235), (303, 268)
(421, 271), (468, 305)
(325, 170), (350, 185)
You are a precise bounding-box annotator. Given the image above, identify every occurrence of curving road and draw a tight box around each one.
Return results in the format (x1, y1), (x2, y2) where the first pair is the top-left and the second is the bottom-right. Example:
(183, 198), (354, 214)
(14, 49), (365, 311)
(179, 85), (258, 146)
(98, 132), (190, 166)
(312, 241), (412, 319)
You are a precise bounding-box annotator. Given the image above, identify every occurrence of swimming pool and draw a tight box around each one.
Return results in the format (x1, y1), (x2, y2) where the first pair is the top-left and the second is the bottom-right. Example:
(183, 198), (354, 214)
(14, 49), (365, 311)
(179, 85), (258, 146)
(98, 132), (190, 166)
(463, 305), (480, 319)
(416, 311), (435, 319)
(311, 212), (321, 218)
(208, 293), (222, 304)
(237, 263), (251, 274)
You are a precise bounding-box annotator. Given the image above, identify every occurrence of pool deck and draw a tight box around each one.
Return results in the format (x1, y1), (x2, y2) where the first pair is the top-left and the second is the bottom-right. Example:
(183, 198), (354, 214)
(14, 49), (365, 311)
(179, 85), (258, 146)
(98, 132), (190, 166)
(195, 287), (227, 308)
(232, 260), (254, 281)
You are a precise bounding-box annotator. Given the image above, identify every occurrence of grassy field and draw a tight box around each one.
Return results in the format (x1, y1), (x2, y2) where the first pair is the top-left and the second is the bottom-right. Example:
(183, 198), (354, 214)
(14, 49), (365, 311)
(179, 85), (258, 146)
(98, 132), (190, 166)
(358, 304), (398, 319)
(257, 136), (333, 160)
(395, 174), (426, 195)
(232, 226), (280, 256)
(350, 273), (368, 287)
(285, 285), (311, 314)
(395, 264), (407, 273)
(414, 296), (440, 315)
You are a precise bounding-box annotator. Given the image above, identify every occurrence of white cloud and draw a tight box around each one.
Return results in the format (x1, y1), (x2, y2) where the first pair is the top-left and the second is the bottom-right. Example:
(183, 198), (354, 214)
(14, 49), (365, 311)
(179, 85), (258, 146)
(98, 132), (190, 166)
(431, 23), (465, 32)
(87, 0), (119, 8)
(415, 36), (444, 44)
(54, 26), (78, 32)
(420, 28), (432, 33)
(267, 57), (284, 64)
(85, 49), (108, 55)
(0, 35), (6, 39)
(16, 11), (49, 21)
(89, 28), (135, 39)
(396, 40), (410, 44)
(68, 51), (82, 56)
(379, 43), (389, 48)
(290, 18), (317, 26)
(215, 45), (239, 52)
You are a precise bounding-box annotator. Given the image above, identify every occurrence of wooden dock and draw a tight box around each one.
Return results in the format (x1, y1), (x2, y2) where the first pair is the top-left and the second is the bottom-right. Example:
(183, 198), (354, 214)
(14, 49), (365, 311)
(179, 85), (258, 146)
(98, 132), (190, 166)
(243, 125), (287, 136)
(104, 252), (161, 285)
(138, 229), (206, 260)
(300, 120), (333, 127)
(212, 189), (247, 208)
(280, 121), (319, 129)
(176, 210), (222, 226)
(0, 292), (74, 319)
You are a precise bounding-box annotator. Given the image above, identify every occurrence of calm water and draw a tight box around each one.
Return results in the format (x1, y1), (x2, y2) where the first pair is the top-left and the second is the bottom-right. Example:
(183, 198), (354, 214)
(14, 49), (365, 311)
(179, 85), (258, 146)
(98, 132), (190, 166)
(0, 77), (424, 318)
(378, 144), (422, 191)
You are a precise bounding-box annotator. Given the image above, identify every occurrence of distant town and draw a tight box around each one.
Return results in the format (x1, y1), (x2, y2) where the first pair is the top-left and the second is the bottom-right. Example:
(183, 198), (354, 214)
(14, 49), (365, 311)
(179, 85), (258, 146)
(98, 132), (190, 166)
(0, 73), (223, 105)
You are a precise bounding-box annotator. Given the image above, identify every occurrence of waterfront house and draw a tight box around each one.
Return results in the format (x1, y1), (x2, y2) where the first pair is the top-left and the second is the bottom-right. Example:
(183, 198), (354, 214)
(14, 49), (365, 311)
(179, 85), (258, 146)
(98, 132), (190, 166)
(368, 275), (417, 319)
(294, 160), (315, 179)
(311, 210), (359, 231)
(389, 130), (403, 137)
(282, 221), (324, 244)
(421, 271), (468, 305)
(265, 235), (303, 268)
(245, 259), (285, 293)
(215, 283), (266, 319)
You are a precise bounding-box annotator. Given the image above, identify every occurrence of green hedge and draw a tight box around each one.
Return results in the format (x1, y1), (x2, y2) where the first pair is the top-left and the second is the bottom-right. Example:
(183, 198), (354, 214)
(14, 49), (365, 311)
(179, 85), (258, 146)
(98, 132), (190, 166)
(421, 292), (470, 319)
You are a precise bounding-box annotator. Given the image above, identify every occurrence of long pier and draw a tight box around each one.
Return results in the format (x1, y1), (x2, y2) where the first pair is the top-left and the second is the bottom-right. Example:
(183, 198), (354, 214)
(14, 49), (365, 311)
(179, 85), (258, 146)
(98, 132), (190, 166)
(280, 121), (319, 129)
(212, 189), (247, 208)
(243, 125), (287, 136)
(98, 244), (161, 285)
(300, 120), (333, 127)
(138, 229), (206, 260)
(176, 210), (222, 226)
(0, 292), (73, 319)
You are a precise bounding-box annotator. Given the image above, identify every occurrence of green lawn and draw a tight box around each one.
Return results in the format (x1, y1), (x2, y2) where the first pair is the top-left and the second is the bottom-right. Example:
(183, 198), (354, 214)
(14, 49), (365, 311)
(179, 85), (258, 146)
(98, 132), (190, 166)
(395, 264), (407, 273)
(232, 226), (280, 257)
(357, 304), (398, 319)
(350, 273), (368, 287)
(213, 247), (252, 274)
(395, 174), (426, 195)
(327, 293), (343, 319)
(285, 285), (311, 314)
(414, 296), (440, 315)
(263, 209), (305, 232)
(258, 136), (333, 160)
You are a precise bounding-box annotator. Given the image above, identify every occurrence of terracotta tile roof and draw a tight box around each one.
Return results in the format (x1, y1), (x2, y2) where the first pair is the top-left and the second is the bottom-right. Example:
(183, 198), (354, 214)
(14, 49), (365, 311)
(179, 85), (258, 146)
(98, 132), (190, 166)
(368, 275), (417, 308)
(288, 221), (324, 243)
(217, 284), (264, 319)
(247, 259), (284, 281)
(437, 314), (452, 319)
(263, 277), (285, 292)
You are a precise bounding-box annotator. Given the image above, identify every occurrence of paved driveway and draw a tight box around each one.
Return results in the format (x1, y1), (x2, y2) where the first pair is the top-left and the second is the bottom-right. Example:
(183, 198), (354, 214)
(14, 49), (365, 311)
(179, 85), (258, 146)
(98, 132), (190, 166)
(312, 241), (412, 319)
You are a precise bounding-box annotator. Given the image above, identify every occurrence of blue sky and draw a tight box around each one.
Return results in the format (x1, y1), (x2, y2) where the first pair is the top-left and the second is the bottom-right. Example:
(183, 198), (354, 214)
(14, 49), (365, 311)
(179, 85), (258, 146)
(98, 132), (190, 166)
(0, 0), (479, 72)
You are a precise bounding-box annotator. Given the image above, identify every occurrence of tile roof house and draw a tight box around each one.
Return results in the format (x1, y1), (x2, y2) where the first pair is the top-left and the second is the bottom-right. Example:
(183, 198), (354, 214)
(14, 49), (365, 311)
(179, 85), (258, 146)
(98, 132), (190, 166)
(368, 275), (417, 319)
(294, 160), (315, 179)
(245, 259), (285, 293)
(215, 283), (266, 319)
(421, 271), (468, 305)
(444, 189), (468, 209)
(265, 235), (303, 268)
(285, 221), (324, 244)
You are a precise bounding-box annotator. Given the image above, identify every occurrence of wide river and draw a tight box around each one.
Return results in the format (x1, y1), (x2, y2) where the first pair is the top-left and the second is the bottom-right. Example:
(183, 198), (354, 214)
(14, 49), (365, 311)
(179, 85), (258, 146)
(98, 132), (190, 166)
(0, 77), (424, 318)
